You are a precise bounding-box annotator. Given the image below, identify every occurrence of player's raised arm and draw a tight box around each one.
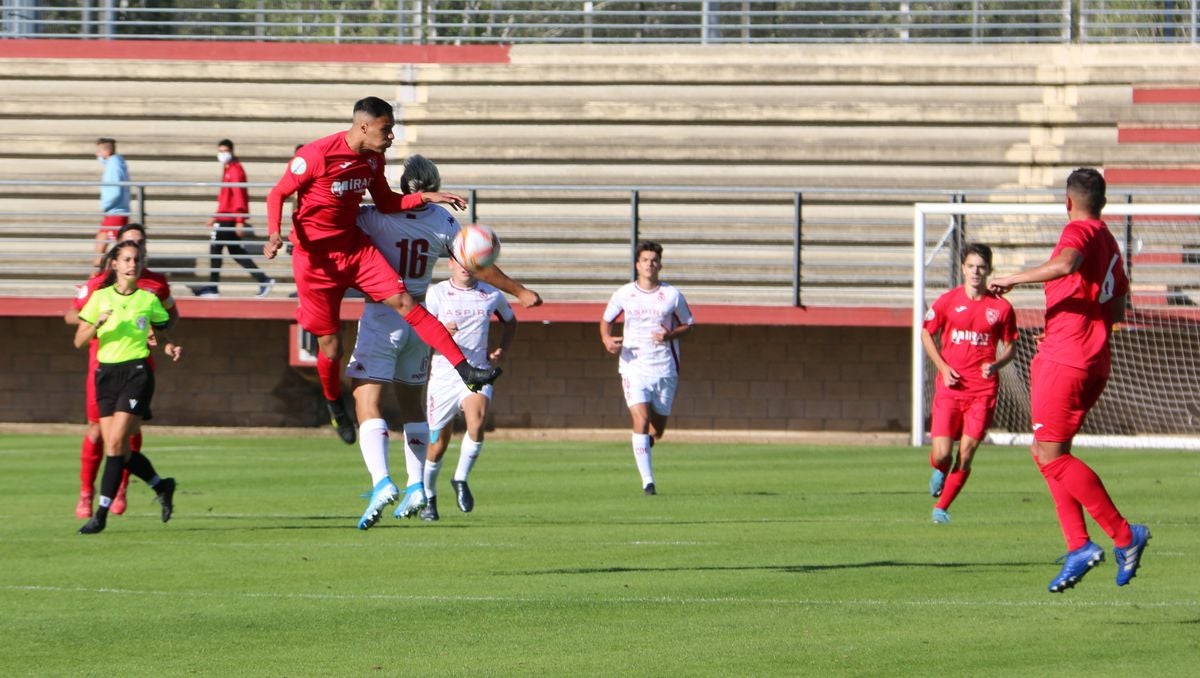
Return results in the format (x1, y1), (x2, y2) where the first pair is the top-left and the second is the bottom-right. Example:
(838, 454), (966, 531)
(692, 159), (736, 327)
(368, 165), (467, 213)
(473, 264), (542, 308)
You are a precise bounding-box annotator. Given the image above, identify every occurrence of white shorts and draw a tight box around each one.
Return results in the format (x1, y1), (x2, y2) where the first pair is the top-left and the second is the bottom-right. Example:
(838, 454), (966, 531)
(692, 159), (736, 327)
(347, 305), (432, 385)
(621, 372), (678, 415)
(426, 368), (493, 432)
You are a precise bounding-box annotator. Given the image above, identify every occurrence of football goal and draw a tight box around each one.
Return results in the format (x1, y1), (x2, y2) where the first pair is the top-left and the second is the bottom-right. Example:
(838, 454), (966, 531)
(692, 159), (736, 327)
(911, 202), (1200, 449)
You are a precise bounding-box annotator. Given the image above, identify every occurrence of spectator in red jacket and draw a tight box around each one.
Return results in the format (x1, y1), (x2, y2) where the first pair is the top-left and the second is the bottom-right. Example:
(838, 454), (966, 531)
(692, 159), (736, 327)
(195, 139), (274, 298)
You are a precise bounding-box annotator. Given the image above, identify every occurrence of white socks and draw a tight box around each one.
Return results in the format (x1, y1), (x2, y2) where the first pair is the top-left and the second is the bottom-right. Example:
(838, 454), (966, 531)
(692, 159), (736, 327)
(358, 418), (390, 486)
(424, 460), (442, 498)
(632, 433), (653, 486)
(402, 422), (429, 488)
(453, 434), (482, 482)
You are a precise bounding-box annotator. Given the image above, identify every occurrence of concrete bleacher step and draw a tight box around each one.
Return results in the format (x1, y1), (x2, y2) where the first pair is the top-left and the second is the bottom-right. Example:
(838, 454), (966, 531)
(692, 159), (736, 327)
(3, 44), (1199, 307)
(400, 100), (1138, 126)
(0, 58), (410, 84)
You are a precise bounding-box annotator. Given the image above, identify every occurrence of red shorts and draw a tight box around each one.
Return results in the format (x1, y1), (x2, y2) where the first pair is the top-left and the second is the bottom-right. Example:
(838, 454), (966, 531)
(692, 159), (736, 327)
(931, 389), (996, 441)
(292, 240), (404, 336)
(1030, 354), (1108, 443)
(99, 215), (128, 238)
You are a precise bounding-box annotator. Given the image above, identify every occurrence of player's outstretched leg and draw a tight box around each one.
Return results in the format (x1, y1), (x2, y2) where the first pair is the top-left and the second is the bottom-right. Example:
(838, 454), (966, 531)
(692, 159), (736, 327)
(393, 482), (427, 519)
(1048, 541), (1104, 593)
(358, 476), (399, 530)
(1114, 524), (1151, 586)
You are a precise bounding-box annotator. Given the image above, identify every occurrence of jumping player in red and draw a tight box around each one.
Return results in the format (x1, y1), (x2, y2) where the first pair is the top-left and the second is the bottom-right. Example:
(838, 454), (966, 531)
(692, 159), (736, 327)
(265, 96), (500, 444)
(990, 168), (1150, 593)
(921, 243), (1018, 524)
(65, 223), (176, 519)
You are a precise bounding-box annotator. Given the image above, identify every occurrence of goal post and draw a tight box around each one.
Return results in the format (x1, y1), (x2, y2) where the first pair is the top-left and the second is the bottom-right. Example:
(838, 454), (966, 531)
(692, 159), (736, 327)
(911, 201), (1200, 449)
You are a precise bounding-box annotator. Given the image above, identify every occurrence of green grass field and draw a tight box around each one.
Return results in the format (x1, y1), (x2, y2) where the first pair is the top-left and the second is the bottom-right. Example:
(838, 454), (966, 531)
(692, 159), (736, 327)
(1, 433), (1196, 676)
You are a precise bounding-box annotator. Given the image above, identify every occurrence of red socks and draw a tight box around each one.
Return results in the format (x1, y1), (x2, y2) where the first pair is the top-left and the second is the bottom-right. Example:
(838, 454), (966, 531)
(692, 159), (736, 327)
(316, 351), (341, 401)
(1038, 454), (1132, 549)
(80, 436), (103, 490)
(404, 303), (467, 366)
(935, 468), (970, 510)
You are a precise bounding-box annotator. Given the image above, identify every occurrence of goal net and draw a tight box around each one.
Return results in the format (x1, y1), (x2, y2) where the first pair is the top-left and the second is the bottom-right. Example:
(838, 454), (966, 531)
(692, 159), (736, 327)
(911, 202), (1200, 449)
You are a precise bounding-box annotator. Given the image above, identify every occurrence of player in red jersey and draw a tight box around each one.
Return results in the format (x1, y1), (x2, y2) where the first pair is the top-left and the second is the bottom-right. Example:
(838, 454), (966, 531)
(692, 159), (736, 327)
(990, 168), (1150, 593)
(65, 223), (177, 519)
(921, 243), (1018, 524)
(265, 97), (500, 445)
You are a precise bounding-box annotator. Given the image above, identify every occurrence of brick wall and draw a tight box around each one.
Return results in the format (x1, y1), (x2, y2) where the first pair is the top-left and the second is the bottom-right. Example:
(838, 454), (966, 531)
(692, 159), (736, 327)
(1, 316), (910, 432)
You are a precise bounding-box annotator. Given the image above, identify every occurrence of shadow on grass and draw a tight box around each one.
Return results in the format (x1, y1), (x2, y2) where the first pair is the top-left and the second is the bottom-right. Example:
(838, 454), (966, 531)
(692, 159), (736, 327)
(517, 560), (1036, 575)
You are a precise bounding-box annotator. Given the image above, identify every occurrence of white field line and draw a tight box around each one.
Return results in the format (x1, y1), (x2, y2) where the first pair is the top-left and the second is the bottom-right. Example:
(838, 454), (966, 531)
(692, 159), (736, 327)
(4, 584), (1198, 609)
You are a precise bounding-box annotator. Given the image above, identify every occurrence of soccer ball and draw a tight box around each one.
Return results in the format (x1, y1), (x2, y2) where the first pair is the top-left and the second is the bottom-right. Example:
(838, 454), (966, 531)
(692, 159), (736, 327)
(453, 223), (501, 271)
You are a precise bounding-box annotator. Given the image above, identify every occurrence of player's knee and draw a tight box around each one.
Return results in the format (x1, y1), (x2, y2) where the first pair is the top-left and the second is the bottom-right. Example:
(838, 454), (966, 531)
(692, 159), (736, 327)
(387, 293), (416, 315)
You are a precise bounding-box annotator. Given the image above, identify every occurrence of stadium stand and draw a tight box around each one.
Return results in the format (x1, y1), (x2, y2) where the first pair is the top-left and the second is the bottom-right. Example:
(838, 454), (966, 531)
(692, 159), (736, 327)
(2, 43), (1200, 306)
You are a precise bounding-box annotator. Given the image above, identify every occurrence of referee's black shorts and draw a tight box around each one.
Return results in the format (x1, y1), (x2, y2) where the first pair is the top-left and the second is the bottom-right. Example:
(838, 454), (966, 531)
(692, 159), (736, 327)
(95, 358), (155, 420)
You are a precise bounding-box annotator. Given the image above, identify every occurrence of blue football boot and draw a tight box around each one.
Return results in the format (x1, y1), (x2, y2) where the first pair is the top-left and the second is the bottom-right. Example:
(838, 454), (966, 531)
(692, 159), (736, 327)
(929, 469), (945, 497)
(1114, 524), (1151, 586)
(357, 477), (399, 530)
(393, 482), (427, 519)
(1048, 541), (1104, 593)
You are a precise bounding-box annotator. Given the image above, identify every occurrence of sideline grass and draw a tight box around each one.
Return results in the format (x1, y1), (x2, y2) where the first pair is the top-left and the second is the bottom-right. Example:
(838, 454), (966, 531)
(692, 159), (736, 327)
(1, 434), (1196, 676)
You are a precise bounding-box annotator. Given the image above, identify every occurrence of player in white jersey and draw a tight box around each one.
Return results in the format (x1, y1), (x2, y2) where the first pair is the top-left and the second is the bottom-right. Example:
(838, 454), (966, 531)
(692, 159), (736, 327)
(348, 155), (541, 530)
(418, 258), (516, 521)
(600, 241), (694, 495)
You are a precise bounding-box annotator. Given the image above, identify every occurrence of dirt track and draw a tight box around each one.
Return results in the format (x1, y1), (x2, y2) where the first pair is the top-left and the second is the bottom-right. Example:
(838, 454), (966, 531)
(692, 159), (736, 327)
(0, 422), (907, 446)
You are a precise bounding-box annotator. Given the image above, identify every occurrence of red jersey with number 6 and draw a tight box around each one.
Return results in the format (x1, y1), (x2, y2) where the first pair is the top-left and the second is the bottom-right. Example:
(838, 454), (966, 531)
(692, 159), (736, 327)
(1038, 219), (1128, 374)
(923, 287), (1018, 397)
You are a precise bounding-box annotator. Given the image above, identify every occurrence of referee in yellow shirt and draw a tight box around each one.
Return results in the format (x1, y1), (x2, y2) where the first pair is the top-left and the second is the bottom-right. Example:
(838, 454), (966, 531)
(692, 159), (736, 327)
(74, 239), (182, 535)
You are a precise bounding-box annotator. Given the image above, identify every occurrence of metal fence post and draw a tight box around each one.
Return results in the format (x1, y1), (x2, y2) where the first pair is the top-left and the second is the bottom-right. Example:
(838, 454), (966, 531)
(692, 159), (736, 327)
(793, 191), (803, 307)
(584, 0), (593, 43)
(630, 189), (640, 281)
(468, 188), (478, 225)
(136, 184), (146, 226)
(101, 0), (114, 38)
(949, 193), (965, 288)
(1124, 193), (1134, 281)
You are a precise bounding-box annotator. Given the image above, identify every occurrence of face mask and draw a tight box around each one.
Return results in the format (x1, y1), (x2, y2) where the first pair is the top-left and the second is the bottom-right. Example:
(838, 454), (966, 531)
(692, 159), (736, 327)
(96, 155), (106, 163)
(217, 151), (233, 164)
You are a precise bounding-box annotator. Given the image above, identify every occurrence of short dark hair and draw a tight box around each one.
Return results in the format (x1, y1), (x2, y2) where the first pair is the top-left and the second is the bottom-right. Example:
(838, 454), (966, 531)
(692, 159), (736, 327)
(116, 222), (146, 241)
(961, 242), (993, 268)
(636, 241), (663, 258)
(96, 137), (116, 151)
(353, 97), (394, 120)
(218, 139), (234, 150)
(399, 154), (441, 194)
(1066, 167), (1107, 215)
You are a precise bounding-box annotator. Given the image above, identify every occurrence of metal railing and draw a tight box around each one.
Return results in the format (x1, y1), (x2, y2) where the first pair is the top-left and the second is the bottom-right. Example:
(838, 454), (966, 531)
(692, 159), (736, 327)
(4, 179), (1200, 306)
(1, 1), (1196, 44)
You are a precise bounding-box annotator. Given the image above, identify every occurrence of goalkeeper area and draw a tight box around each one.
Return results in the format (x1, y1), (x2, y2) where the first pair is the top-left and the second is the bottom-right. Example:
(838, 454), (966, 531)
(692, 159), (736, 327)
(0, 433), (1195, 675)
(912, 202), (1200, 449)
